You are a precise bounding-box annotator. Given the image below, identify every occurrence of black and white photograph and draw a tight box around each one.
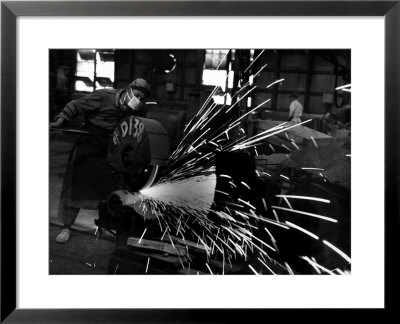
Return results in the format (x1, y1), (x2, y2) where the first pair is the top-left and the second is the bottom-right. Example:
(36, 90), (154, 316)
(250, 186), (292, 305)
(49, 49), (351, 275)
(3, 1), (397, 320)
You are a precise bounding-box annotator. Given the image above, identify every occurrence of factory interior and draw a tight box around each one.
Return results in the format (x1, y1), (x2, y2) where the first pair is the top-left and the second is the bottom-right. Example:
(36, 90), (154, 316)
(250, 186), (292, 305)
(49, 49), (351, 275)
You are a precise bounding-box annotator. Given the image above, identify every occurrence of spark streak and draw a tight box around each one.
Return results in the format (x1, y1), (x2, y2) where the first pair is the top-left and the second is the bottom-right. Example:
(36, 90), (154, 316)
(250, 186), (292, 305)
(244, 49), (265, 73)
(272, 206), (338, 223)
(301, 167), (325, 171)
(238, 198), (256, 210)
(138, 228), (147, 244)
(285, 221), (320, 240)
(248, 264), (260, 275)
(301, 256), (336, 275)
(283, 197), (293, 209)
(322, 240), (351, 264)
(276, 195), (331, 204)
(310, 136), (318, 148)
(257, 257), (276, 275)
(302, 256), (321, 274)
(335, 83), (351, 91)
(285, 262), (294, 275)
(228, 99), (270, 126)
(205, 263), (214, 275)
(266, 78), (285, 88)
(226, 86), (257, 113)
(240, 181), (251, 190)
(231, 119), (312, 151)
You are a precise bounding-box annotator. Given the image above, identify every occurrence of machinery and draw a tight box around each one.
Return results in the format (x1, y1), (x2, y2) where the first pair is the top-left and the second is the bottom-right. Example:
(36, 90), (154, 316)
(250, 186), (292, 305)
(88, 115), (350, 275)
(93, 115), (206, 274)
(94, 114), (169, 243)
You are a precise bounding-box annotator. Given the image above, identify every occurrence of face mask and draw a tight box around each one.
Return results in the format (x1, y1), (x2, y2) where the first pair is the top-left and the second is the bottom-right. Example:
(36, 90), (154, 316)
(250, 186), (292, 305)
(123, 88), (143, 111)
(127, 95), (142, 110)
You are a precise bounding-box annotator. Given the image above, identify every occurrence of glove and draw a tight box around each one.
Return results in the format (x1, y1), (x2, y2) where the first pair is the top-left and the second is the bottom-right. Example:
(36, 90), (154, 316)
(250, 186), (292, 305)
(50, 118), (65, 128)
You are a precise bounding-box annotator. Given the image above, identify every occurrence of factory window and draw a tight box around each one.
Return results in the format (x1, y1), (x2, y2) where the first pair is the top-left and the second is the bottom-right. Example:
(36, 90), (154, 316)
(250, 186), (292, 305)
(75, 49), (115, 92)
(202, 50), (229, 92)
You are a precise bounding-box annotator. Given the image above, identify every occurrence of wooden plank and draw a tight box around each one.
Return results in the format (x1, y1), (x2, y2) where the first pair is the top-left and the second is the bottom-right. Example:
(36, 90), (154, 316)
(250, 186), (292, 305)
(127, 237), (188, 256)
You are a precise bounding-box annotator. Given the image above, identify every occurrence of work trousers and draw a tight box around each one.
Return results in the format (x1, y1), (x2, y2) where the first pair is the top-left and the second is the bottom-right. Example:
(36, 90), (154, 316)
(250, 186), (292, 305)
(62, 206), (80, 228)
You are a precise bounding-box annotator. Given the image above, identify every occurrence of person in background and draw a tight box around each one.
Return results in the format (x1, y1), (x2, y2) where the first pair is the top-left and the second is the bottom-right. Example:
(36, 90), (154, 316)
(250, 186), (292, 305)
(288, 92), (303, 124)
(50, 78), (151, 243)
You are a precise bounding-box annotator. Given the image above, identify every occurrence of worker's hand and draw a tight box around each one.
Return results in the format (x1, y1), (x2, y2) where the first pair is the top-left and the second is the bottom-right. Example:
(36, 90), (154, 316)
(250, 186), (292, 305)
(50, 118), (65, 128)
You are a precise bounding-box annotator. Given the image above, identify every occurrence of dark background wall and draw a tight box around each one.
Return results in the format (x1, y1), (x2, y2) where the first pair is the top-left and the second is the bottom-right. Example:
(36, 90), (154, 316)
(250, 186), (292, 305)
(49, 49), (350, 128)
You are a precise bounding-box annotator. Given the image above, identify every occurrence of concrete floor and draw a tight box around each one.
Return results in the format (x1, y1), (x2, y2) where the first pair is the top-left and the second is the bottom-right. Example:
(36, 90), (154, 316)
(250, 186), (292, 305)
(49, 224), (115, 274)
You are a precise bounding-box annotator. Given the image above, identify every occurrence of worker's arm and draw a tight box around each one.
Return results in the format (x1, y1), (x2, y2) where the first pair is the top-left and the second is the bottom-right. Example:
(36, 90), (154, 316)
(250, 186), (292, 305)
(50, 91), (103, 127)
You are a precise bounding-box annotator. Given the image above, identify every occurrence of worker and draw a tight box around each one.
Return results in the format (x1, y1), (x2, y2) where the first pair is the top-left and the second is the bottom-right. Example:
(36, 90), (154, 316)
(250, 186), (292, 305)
(50, 78), (152, 243)
(288, 92), (303, 124)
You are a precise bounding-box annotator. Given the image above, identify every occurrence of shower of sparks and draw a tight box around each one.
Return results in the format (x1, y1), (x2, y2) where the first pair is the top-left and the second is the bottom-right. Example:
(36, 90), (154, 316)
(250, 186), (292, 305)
(140, 174), (217, 216)
(322, 240), (351, 264)
(117, 49), (350, 276)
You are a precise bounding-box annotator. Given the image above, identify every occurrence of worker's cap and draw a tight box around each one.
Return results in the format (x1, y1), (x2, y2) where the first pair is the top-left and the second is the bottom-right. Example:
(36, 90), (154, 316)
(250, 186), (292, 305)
(129, 78), (151, 98)
(290, 92), (299, 99)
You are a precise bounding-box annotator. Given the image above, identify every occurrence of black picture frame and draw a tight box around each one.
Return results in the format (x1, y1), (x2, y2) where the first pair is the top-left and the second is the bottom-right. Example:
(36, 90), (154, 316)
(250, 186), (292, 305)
(1, 0), (399, 322)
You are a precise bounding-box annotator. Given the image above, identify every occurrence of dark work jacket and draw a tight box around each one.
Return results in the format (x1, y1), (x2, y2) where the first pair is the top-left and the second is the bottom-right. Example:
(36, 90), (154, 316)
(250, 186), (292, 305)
(56, 89), (129, 131)
(56, 89), (129, 211)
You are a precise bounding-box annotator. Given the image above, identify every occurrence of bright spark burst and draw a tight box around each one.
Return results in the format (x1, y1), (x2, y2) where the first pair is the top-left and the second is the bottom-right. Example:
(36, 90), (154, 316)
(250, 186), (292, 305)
(140, 174), (217, 215)
(119, 49), (349, 276)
